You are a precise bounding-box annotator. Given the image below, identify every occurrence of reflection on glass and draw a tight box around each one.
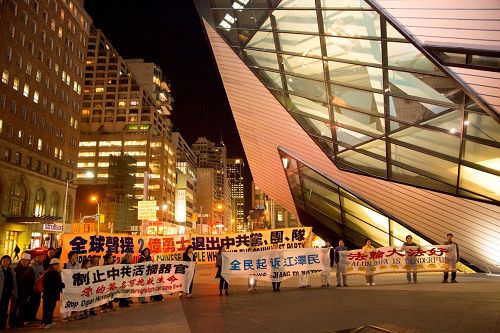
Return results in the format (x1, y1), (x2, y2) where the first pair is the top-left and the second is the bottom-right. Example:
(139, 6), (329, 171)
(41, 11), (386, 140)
(329, 62), (383, 90)
(246, 29), (275, 50)
(282, 54), (324, 80)
(273, 10), (319, 32)
(331, 85), (384, 114)
(292, 113), (332, 139)
(256, 69), (283, 89)
(323, 10), (380, 38)
(243, 49), (279, 69)
(286, 75), (326, 101)
(387, 42), (439, 73)
(344, 213), (389, 246)
(320, 0), (370, 9)
(389, 96), (452, 124)
(341, 194), (389, 232)
(391, 165), (456, 193)
(302, 177), (340, 205)
(463, 141), (499, 168)
(459, 166), (500, 202)
(420, 110), (462, 133)
(386, 23), (405, 40)
(288, 94), (330, 120)
(390, 220), (431, 246)
(278, 33), (322, 56)
(334, 107), (384, 135)
(279, 0), (316, 7)
(235, 9), (269, 29)
(336, 127), (374, 146)
(466, 112), (500, 142)
(325, 37), (382, 64)
(337, 150), (387, 177)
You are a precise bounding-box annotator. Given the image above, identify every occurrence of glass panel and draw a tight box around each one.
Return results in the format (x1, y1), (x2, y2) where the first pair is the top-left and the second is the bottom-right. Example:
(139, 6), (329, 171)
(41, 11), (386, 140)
(463, 141), (499, 169)
(243, 49), (279, 69)
(278, 0), (316, 7)
(335, 127), (374, 146)
(320, 0), (371, 9)
(459, 166), (500, 202)
(334, 107), (385, 135)
(337, 150), (387, 177)
(246, 29), (275, 50)
(421, 110), (462, 133)
(304, 193), (342, 221)
(386, 23), (405, 40)
(216, 28), (240, 46)
(316, 137), (335, 156)
(387, 42), (440, 73)
(391, 143), (458, 185)
(471, 55), (500, 68)
(286, 75), (326, 101)
(278, 33), (322, 56)
(466, 112), (500, 142)
(329, 62), (383, 90)
(235, 9), (269, 29)
(391, 165), (456, 193)
(300, 166), (338, 192)
(390, 125), (460, 158)
(282, 54), (324, 80)
(288, 94), (330, 120)
(292, 113), (332, 139)
(341, 195), (389, 232)
(256, 69), (282, 89)
(325, 37), (382, 65)
(388, 70), (463, 105)
(331, 85), (384, 114)
(322, 10), (380, 38)
(389, 96), (455, 124)
(439, 52), (466, 65)
(344, 213), (389, 246)
(354, 139), (386, 158)
(273, 10), (319, 33)
(302, 177), (340, 205)
(390, 220), (431, 246)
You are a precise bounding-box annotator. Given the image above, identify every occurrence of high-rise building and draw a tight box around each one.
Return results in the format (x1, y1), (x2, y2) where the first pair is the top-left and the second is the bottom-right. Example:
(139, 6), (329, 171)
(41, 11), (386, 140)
(192, 137), (230, 227)
(195, 167), (215, 233)
(76, 28), (176, 232)
(172, 132), (197, 229)
(0, 0), (91, 251)
(195, 0), (500, 271)
(251, 182), (298, 231)
(227, 158), (244, 231)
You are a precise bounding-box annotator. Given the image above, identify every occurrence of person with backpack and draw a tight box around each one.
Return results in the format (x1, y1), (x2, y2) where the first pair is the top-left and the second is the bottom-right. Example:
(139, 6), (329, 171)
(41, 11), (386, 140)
(0, 255), (17, 329)
(26, 248), (45, 324)
(40, 258), (64, 329)
(61, 251), (81, 322)
(9, 252), (35, 328)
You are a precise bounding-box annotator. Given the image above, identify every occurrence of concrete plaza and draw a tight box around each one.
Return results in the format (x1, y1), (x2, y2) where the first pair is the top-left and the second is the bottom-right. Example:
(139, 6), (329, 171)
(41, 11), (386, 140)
(19, 266), (500, 333)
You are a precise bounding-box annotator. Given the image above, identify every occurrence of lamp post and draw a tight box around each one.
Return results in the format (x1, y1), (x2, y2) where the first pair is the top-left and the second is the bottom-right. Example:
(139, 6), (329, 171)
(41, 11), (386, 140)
(62, 171), (93, 235)
(91, 196), (101, 234)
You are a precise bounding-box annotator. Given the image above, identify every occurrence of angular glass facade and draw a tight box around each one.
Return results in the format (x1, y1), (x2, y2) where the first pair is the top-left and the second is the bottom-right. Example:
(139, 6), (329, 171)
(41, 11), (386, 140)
(205, 0), (500, 204)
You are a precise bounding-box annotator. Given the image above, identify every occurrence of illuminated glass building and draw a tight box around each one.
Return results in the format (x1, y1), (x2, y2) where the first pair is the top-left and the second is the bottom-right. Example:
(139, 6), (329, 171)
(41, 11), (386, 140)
(227, 158), (245, 231)
(195, 0), (500, 271)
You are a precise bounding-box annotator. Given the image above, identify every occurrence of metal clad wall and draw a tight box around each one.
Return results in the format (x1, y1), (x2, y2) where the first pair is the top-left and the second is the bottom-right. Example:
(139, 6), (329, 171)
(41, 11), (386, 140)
(204, 20), (500, 269)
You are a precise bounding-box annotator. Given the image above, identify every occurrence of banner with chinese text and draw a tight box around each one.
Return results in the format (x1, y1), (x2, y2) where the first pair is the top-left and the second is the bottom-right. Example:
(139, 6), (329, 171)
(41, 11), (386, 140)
(61, 227), (312, 265)
(339, 245), (457, 275)
(221, 248), (330, 282)
(61, 261), (194, 312)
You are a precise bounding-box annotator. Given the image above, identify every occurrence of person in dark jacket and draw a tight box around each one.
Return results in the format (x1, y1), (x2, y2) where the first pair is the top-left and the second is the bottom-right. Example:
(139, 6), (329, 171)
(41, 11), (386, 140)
(0, 255), (17, 329)
(9, 252), (34, 328)
(138, 248), (152, 304)
(182, 246), (195, 298)
(215, 247), (229, 296)
(118, 254), (133, 308)
(443, 233), (460, 283)
(26, 247), (45, 323)
(13, 246), (20, 260)
(100, 254), (116, 313)
(40, 258), (64, 329)
(42, 248), (55, 271)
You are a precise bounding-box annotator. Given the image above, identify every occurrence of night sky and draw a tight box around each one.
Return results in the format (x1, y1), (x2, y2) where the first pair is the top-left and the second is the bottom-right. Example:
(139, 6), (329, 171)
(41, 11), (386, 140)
(84, 0), (253, 216)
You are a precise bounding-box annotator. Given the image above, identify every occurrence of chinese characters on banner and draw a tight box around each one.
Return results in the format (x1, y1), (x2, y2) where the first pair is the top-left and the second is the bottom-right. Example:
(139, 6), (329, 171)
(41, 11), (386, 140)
(221, 248), (330, 283)
(61, 261), (195, 312)
(339, 245), (457, 275)
(61, 227), (312, 265)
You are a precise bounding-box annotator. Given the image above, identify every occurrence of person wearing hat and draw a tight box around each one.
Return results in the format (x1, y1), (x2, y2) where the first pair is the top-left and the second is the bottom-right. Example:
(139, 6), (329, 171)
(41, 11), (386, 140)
(26, 247), (45, 324)
(9, 252), (35, 328)
(40, 258), (64, 329)
(0, 255), (17, 329)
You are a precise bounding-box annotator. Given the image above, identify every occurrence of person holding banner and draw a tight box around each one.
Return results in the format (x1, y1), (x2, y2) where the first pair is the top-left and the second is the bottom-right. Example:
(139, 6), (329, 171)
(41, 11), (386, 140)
(334, 240), (348, 287)
(215, 247), (229, 296)
(363, 239), (375, 286)
(182, 246), (195, 298)
(443, 233), (459, 283)
(321, 240), (334, 288)
(138, 248), (152, 304)
(40, 258), (64, 329)
(402, 235), (418, 284)
(61, 251), (82, 322)
(100, 254), (116, 313)
(118, 254), (133, 308)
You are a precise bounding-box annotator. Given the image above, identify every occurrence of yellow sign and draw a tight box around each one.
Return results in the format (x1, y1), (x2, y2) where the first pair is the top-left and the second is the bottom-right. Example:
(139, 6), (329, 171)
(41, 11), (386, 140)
(99, 214), (105, 224)
(138, 200), (157, 220)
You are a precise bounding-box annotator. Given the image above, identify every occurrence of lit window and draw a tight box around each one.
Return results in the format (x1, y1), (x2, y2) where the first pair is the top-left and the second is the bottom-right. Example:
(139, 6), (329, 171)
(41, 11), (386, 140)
(98, 141), (121, 147)
(50, 19), (55, 31)
(97, 174), (108, 178)
(58, 149), (63, 160)
(95, 87), (104, 93)
(54, 147), (59, 158)
(124, 140), (147, 146)
(26, 62), (32, 75)
(37, 138), (43, 150)
(78, 152), (95, 157)
(33, 91), (39, 103)
(1, 70), (8, 84)
(97, 162), (109, 168)
(130, 101), (138, 106)
(58, 27), (63, 38)
(23, 84), (29, 97)
(81, 109), (90, 116)
(78, 141), (96, 147)
(118, 101), (126, 107)
(13, 77), (19, 91)
(35, 70), (41, 82)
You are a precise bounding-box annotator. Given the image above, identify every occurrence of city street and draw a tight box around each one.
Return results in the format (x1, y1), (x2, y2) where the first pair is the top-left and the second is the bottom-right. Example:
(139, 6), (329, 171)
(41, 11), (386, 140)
(19, 266), (500, 333)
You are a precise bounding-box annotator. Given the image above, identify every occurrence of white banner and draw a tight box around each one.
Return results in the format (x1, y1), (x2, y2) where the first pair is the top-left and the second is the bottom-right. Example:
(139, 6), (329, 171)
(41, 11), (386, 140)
(61, 261), (195, 312)
(221, 248), (330, 282)
(339, 245), (457, 275)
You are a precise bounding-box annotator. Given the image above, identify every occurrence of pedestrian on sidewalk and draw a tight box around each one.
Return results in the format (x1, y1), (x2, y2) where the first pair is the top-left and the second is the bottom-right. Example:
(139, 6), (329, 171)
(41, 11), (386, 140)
(13, 245), (20, 260)
(363, 239), (375, 286)
(402, 235), (418, 283)
(10, 252), (34, 328)
(334, 240), (348, 287)
(40, 258), (64, 329)
(443, 233), (459, 283)
(182, 246), (195, 298)
(62, 251), (82, 322)
(321, 239), (334, 287)
(215, 247), (229, 296)
(0, 255), (17, 329)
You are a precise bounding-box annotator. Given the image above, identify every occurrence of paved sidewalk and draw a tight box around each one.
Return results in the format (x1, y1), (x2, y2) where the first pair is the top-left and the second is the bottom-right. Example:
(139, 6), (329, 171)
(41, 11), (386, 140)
(18, 267), (500, 333)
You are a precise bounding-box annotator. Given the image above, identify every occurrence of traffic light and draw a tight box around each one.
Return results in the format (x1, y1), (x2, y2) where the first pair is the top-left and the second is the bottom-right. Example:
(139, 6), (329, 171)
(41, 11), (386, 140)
(95, 214), (105, 224)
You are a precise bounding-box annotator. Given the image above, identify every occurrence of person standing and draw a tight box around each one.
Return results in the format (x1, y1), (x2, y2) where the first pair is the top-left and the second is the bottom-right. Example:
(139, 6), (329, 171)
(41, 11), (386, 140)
(321, 240), (334, 288)
(40, 258), (64, 329)
(138, 248), (153, 304)
(9, 252), (34, 328)
(13, 246), (20, 261)
(182, 246), (195, 298)
(26, 248), (45, 324)
(42, 248), (55, 271)
(100, 254), (116, 313)
(402, 235), (418, 283)
(335, 240), (349, 287)
(215, 247), (229, 296)
(443, 233), (460, 283)
(61, 251), (82, 322)
(0, 255), (17, 329)
(118, 254), (133, 308)
(363, 239), (375, 286)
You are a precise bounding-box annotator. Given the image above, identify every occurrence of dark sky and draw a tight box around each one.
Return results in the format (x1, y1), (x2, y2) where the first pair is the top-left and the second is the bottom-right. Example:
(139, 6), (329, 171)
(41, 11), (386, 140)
(84, 0), (253, 216)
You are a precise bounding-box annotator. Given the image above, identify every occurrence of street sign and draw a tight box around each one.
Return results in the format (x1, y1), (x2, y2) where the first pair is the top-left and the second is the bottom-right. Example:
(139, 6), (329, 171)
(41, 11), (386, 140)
(43, 223), (63, 232)
(138, 200), (157, 220)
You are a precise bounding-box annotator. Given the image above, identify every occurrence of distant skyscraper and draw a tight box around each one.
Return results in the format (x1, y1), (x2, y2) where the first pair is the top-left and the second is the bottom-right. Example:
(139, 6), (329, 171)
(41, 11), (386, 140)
(227, 158), (244, 232)
(251, 182), (298, 230)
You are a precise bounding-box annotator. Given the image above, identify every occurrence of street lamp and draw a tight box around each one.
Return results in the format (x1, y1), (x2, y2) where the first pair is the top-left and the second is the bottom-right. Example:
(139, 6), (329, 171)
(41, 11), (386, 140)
(62, 171), (93, 234)
(91, 196), (100, 234)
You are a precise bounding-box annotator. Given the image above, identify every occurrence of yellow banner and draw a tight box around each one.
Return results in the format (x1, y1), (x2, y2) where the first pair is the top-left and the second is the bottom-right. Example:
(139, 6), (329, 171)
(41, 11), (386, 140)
(61, 227), (312, 265)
